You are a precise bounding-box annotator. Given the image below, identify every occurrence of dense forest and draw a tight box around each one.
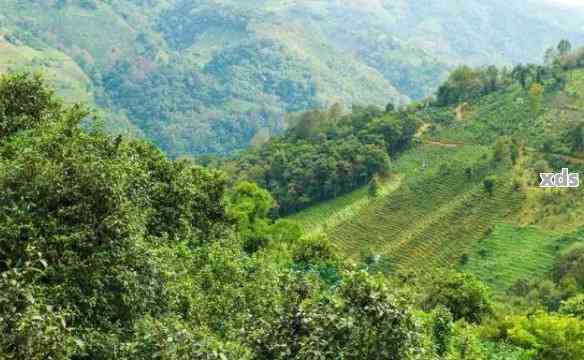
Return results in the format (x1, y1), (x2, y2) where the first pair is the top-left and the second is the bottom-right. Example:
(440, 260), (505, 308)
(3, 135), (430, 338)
(2, 43), (584, 357)
(2, 0), (584, 156)
(225, 40), (584, 217)
(229, 105), (417, 214)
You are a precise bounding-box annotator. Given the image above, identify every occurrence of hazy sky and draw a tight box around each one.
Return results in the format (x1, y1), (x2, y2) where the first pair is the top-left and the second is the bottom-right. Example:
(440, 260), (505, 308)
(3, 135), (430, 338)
(541, 0), (584, 6)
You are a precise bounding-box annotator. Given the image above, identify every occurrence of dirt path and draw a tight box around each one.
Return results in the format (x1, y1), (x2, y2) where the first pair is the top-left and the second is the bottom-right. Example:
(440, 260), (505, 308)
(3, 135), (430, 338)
(415, 122), (464, 148)
(558, 154), (584, 165)
(423, 139), (461, 148)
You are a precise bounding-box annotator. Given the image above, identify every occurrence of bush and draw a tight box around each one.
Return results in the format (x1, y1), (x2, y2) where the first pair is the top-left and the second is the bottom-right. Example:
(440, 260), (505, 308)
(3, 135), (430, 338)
(483, 176), (497, 196)
(553, 243), (584, 288)
(0, 73), (61, 141)
(560, 294), (584, 319)
(423, 272), (493, 324)
(505, 312), (584, 360)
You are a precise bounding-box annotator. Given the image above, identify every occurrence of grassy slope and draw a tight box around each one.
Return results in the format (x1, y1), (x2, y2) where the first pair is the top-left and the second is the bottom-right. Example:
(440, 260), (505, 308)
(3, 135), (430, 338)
(291, 72), (584, 293)
(0, 36), (91, 103)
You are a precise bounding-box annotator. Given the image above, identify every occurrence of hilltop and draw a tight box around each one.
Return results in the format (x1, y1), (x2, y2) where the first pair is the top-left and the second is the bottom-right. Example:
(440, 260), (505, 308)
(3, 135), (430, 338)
(2, 0), (584, 156)
(280, 49), (584, 299)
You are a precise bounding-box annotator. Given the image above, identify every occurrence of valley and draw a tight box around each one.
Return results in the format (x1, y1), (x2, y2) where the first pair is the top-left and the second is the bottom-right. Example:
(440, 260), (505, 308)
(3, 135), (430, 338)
(2, 1), (584, 358)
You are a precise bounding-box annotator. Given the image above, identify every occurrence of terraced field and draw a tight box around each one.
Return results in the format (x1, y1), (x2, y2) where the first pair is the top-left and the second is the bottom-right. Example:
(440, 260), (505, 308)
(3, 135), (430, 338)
(288, 173), (403, 237)
(293, 74), (584, 288)
(463, 224), (561, 292)
(329, 145), (523, 272)
(291, 143), (526, 271)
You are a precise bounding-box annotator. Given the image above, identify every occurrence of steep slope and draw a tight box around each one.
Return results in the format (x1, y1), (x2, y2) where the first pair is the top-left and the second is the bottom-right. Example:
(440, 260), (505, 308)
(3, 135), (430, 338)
(290, 67), (584, 294)
(2, 0), (584, 156)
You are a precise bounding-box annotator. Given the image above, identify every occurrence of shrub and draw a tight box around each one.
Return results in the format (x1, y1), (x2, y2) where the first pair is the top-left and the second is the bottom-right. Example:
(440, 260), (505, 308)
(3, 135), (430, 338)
(423, 272), (493, 324)
(483, 176), (496, 196)
(559, 294), (584, 319)
(505, 312), (584, 360)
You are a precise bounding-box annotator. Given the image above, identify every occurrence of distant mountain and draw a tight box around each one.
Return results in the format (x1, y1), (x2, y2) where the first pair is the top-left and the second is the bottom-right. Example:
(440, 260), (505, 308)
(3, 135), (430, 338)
(1, 0), (584, 156)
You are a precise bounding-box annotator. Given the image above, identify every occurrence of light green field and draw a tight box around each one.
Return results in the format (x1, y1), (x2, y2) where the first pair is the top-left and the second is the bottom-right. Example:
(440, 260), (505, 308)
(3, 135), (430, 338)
(288, 173), (403, 237)
(463, 224), (561, 292)
(290, 143), (525, 273)
(290, 143), (487, 233)
(0, 39), (91, 103)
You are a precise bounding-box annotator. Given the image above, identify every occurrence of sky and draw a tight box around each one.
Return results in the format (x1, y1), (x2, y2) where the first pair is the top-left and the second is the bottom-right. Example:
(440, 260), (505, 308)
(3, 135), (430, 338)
(540, 0), (584, 6)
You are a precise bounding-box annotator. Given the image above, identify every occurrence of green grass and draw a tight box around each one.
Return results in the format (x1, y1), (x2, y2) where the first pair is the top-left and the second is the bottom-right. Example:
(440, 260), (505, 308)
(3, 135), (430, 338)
(291, 143), (526, 274)
(288, 173), (403, 237)
(0, 40), (91, 103)
(463, 224), (561, 293)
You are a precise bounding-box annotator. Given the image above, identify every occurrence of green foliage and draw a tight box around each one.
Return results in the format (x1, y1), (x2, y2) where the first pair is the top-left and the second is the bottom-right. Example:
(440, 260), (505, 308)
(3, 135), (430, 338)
(558, 39), (573, 56)
(292, 234), (336, 266)
(251, 271), (423, 359)
(446, 322), (486, 360)
(431, 306), (454, 357)
(559, 294), (584, 319)
(228, 181), (275, 228)
(435, 65), (503, 106)
(233, 106), (414, 214)
(424, 273), (493, 324)
(6, 0), (583, 156)
(553, 243), (584, 288)
(0, 72), (436, 359)
(493, 138), (510, 162)
(483, 176), (496, 196)
(504, 312), (584, 360)
(528, 83), (544, 117)
(368, 174), (381, 198)
(127, 316), (253, 359)
(0, 263), (76, 360)
(0, 73), (61, 140)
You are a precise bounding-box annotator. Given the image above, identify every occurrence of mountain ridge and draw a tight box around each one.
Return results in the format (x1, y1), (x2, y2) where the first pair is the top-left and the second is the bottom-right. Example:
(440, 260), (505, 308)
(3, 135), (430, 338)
(2, 0), (584, 155)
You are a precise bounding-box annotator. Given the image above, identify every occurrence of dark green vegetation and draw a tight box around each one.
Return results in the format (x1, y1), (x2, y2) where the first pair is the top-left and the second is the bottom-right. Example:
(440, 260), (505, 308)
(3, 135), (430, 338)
(3, 67), (584, 358)
(2, 0), (584, 156)
(229, 106), (416, 214)
(279, 43), (584, 358)
(1, 72), (427, 359)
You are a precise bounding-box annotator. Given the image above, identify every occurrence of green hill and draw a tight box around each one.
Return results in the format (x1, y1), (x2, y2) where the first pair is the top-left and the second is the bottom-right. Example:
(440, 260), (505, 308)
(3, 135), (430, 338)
(2, 0), (584, 156)
(288, 65), (584, 294)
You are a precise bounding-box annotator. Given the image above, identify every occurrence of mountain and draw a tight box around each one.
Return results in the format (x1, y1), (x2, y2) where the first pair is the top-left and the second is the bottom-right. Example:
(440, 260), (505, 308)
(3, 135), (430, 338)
(284, 62), (584, 295)
(2, 0), (584, 156)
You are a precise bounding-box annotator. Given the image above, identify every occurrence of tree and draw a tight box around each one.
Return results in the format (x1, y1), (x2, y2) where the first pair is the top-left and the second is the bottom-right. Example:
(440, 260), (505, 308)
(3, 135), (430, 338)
(528, 83), (544, 117)
(253, 271), (423, 359)
(511, 64), (530, 89)
(553, 243), (584, 287)
(447, 322), (486, 360)
(0, 73), (61, 141)
(557, 39), (573, 56)
(423, 273), (493, 324)
(566, 121), (584, 152)
(544, 47), (558, 65)
(368, 174), (381, 197)
(560, 294), (584, 319)
(228, 181), (275, 230)
(483, 177), (496, 196)
(505, 312), (584, 360)
(431, 306), (453, 357)
(485, 65), (499, 92)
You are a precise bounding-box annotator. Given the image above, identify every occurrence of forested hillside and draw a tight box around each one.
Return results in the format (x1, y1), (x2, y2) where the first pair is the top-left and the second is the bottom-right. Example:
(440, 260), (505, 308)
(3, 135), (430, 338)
(2, 66), (584, 358)
(2, 0), (584, 156)
(2, 1), (584, 358)
(278, 42), (584, 359)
